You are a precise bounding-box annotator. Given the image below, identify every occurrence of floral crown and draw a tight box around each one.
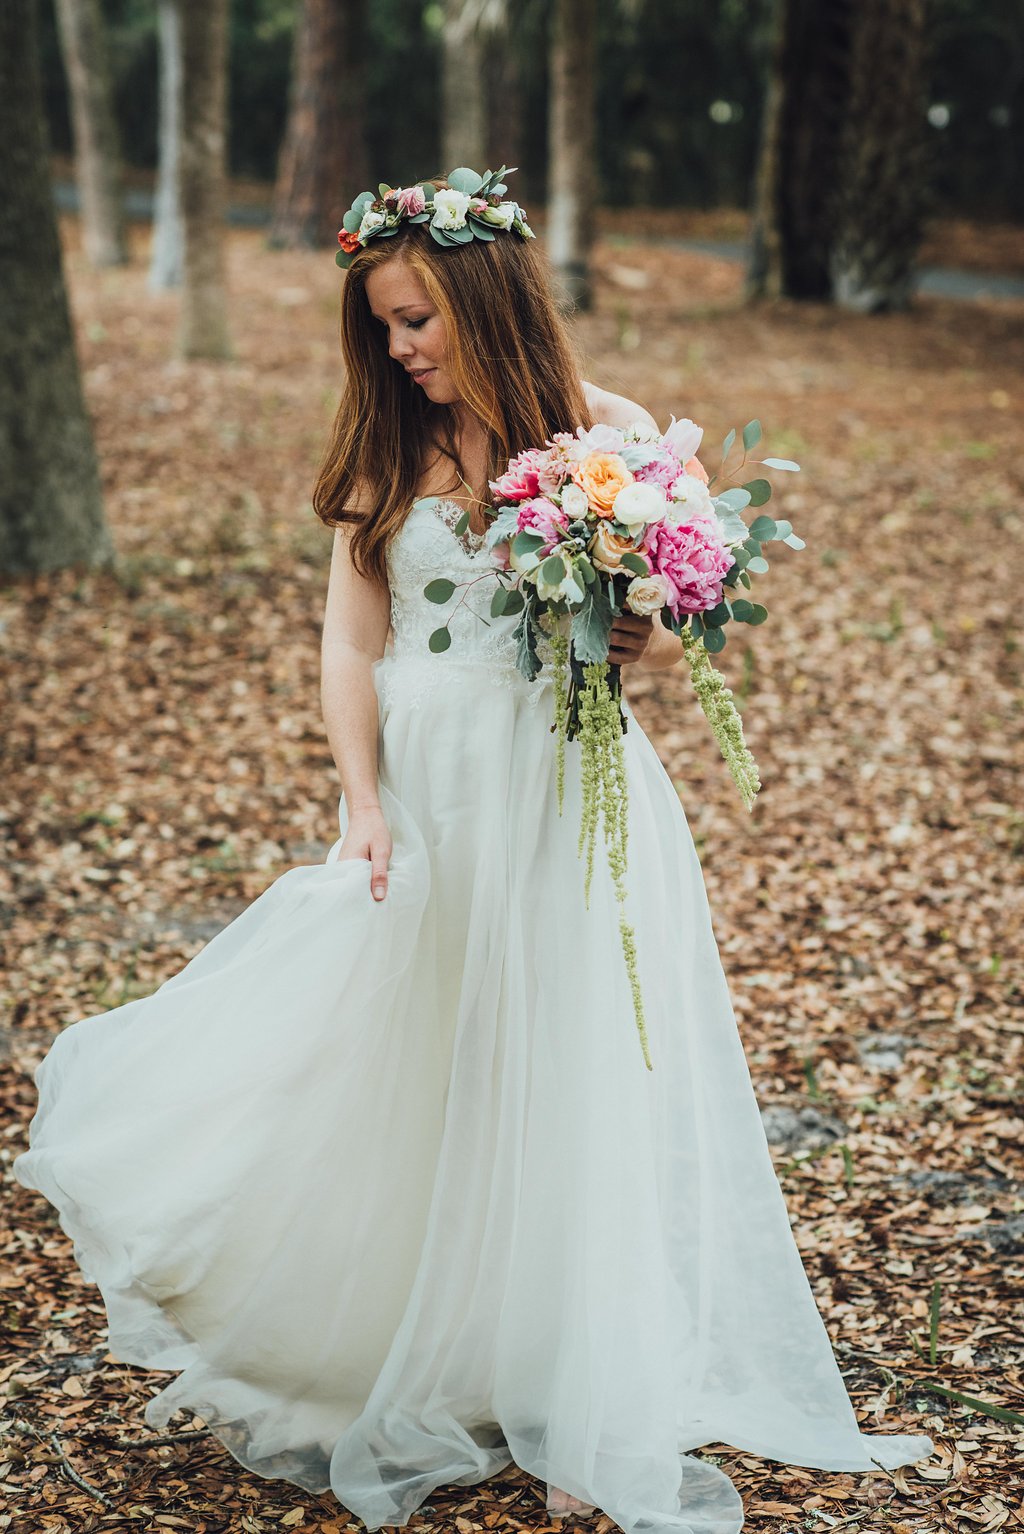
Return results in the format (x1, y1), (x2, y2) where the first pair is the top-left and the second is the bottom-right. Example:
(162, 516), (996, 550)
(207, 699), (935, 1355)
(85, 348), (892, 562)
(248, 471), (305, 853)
(336, 164), (535, 269)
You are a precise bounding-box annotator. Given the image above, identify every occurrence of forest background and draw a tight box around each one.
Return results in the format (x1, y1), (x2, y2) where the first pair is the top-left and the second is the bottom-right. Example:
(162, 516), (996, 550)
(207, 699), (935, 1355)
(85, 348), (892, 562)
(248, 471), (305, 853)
(1, 1), (1022, 1532)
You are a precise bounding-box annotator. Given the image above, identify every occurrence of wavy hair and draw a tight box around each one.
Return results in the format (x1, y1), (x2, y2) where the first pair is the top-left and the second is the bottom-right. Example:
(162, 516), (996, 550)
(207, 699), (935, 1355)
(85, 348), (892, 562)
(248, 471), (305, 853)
(312, 178), (593, 591)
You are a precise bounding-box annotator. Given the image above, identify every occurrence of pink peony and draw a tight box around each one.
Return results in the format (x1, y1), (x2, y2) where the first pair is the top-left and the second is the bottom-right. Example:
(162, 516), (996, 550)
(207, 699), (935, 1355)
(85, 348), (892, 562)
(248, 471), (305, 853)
(515, 496), (570, 550)
(491, 447), (559, 503)
(642, 516), (733, 619)
(395, 185), (426, 216)
(634, 447), (683, 494)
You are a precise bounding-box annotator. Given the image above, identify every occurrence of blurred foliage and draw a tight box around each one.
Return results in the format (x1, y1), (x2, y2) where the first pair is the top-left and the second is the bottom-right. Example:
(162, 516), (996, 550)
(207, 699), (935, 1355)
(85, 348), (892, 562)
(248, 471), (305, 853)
(36, 0), (1024, 218)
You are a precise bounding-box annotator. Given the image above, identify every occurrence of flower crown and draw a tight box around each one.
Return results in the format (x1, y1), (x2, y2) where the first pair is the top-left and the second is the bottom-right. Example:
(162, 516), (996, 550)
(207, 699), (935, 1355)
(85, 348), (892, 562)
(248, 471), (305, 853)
(335, 164), (535, 269)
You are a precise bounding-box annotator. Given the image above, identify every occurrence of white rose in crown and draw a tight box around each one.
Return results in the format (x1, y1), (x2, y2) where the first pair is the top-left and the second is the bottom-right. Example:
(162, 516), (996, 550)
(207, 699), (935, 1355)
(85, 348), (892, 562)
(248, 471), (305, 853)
(625, 574), (671, 615)
(359, 208), (386, 238)
(481, 201), (519, 230)
(431, 189), (472, 230)
(612, 481), (668, 530)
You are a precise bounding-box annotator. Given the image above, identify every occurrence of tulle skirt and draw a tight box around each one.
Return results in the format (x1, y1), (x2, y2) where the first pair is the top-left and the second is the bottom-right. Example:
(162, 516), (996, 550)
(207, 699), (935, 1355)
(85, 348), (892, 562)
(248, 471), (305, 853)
(13, 653), (933, 1533)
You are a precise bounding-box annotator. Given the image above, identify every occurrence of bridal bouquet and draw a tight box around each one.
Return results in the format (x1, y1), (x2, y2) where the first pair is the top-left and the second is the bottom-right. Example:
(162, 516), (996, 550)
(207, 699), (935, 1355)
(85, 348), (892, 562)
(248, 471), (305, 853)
(421, 416), (802, 1068)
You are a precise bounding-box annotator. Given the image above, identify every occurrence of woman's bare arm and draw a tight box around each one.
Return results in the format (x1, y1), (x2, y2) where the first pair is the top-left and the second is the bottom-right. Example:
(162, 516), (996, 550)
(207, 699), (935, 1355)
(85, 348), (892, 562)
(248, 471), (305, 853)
(320, 521), (395, 898)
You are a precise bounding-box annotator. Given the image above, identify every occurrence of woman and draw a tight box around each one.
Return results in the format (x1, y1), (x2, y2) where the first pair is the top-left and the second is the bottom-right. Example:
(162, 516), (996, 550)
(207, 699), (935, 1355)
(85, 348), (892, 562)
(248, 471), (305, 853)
(14, 171), (933, 1534)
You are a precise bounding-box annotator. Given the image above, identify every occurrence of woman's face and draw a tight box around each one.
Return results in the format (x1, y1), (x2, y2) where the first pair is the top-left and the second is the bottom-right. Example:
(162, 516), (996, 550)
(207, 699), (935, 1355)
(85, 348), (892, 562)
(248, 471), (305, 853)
(364, 258), (458, 405)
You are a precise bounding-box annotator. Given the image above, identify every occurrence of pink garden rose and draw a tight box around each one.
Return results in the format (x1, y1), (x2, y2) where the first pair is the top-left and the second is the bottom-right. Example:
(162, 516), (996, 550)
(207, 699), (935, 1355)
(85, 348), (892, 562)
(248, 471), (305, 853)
(395, 185), (426, 216)
(642, 516), (733, 619)
(516, 496), (570, 550)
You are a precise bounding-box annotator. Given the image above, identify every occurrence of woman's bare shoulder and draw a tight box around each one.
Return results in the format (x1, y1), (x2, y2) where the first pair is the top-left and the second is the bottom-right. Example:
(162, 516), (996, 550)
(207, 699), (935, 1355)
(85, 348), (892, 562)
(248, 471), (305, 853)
(581, 379), (659, 433)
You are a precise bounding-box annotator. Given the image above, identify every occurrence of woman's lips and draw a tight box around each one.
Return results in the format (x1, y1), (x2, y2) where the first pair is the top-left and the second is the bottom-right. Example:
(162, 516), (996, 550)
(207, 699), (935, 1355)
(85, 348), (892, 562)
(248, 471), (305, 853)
(409, 368), (436, 385)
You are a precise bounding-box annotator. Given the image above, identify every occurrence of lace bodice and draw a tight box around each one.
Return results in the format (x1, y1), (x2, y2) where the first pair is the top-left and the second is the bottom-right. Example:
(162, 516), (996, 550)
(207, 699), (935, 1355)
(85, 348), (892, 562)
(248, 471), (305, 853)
(374, 499), (561, 713)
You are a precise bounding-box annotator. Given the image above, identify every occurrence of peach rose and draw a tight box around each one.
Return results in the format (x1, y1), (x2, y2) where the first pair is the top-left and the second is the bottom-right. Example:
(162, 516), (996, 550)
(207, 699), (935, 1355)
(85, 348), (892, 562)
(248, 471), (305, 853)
(684, 455), (709, 485)
(572, 451), (634, 518)
(589, 520), (643, 574)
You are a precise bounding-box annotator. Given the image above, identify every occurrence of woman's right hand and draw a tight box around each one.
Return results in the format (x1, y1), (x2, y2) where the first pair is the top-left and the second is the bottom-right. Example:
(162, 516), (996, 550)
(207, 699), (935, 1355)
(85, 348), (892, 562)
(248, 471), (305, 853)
(337, 805), (393, 901)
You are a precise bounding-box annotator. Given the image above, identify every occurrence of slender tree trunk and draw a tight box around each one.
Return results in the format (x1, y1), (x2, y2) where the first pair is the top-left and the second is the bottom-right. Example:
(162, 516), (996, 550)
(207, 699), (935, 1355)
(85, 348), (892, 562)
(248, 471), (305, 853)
(747, 0), (927, 312)
(830, 0), (927, 311)
(53, 0), (129, 267)
(269, 0), (367, 249)
(0, 0), (111, 574)
(441, 0), (507, 173)
(178, 0), (232, 359)
(149, 0), (184, 291)
(548, 0), (596, 311)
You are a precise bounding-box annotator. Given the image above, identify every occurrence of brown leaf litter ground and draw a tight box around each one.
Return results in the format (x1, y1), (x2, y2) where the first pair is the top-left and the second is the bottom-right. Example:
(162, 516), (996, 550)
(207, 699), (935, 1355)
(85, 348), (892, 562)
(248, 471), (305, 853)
(1, 215), (1022, 1532)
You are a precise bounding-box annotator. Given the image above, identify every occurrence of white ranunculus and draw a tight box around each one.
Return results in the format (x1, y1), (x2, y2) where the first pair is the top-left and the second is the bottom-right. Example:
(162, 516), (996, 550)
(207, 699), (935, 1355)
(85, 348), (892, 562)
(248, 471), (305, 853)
(431, 189), (471, 230)
(358, 208), (386, 238)
(625, 574), (671, 615)
(662, 415), (703, 463)
(560, 482), (589, 519)
(666, 473), (714, 524)
(612, 481), (668, 529)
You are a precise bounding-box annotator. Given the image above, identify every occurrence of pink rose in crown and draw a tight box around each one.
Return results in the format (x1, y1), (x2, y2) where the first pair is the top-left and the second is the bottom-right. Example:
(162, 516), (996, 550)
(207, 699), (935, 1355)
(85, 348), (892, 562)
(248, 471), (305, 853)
(643, 517), (732, 619)
(516, 496), (570, 550)
(395, 185), (426, 216)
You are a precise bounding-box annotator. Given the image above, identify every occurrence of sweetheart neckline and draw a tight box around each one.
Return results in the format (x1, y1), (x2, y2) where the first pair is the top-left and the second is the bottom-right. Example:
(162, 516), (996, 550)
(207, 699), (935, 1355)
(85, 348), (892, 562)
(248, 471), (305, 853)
(411, 497), (491, 559)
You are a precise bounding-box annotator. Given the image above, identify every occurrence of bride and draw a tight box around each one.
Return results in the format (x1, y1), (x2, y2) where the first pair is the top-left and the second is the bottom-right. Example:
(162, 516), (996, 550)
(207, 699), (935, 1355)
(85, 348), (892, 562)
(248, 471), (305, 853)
(14, 169), (933, 1534)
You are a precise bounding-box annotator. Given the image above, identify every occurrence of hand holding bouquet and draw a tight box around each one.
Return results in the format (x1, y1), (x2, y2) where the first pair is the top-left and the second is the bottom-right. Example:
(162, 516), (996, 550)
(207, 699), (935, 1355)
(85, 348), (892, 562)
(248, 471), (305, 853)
(421, 414), (802, 1068)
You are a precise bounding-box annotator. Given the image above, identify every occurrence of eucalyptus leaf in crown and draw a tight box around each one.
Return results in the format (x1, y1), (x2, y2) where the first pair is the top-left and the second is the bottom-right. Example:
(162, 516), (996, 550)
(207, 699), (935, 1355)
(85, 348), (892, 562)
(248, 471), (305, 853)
(336, 165), (535, 267)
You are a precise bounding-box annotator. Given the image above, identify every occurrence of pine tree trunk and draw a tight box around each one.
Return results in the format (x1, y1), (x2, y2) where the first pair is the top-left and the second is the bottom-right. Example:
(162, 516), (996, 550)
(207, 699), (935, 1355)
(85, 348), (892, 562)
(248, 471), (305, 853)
(53, 0), (129, 267)
(149, 0), (184, 291)
(178, 0), (232, 359)
(747, 0), (926, 312)
(830, 0), (927, 312)
(747, 0), (849, 301)
(0, 0), (111, 575)
(548, 0), (596, 311)
(269, 0), (367, 249)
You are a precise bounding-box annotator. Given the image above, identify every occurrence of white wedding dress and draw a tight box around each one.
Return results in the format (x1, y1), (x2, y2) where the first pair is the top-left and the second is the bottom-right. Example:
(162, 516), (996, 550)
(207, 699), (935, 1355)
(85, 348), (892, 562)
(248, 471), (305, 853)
(14, 498), (933, 1534)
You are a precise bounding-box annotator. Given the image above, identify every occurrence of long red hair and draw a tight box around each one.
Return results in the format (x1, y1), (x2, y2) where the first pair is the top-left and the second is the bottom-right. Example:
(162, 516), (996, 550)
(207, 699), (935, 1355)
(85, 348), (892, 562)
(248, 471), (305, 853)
(312, 178), (593, 591)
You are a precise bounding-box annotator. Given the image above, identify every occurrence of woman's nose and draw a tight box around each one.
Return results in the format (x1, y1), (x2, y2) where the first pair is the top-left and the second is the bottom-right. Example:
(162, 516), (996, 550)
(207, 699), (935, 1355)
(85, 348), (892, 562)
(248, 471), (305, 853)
(389, 329), (414, 361)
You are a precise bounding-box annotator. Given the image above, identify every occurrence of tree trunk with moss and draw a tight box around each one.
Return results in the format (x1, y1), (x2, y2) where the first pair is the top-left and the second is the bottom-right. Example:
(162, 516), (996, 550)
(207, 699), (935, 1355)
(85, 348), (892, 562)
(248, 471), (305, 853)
(269, 0), (367, 249)
(178, 0), (232, 359)
(149, 0), (184, 290)
(53, 0), (128, 268)
(0, 0), (111, 575)
(548, 0), (596, 311)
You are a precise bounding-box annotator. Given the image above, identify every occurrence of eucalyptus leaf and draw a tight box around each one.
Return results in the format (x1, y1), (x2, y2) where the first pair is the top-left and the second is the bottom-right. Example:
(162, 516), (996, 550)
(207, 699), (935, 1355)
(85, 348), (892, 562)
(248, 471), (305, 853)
(772, 519), (792, 539)
(377, 182), (392, 198)
(512, 529), (545, 556)
(747, 556), (770, 574)
(424, 577), (457, 602)
(502, 587), (525, 614)
(490, 586), (510, 618)
(702, 601), (730, 628)
(749, 604), (768, 624)
(749, 515), (778, 541)
(743, 478), (772, 507)
(353, 191), (375, 214)
(419, 183), (436, 200)
(448, 167), (485, 195)
(761, 457), (801, 472)
(784, 533), (806, 549)
(342, 210), (361, 234)
(540, 554), (567, 585)
(428, 627), (452, 652)
(620, 551), (651, 577)
(730, 599), (755, 621)
(702, 626), (726, 653)
(722, 427), (736, 458)
(742, 419), (762, 451)
(715, 487), (752, 512)
(742, 537), (763, 558)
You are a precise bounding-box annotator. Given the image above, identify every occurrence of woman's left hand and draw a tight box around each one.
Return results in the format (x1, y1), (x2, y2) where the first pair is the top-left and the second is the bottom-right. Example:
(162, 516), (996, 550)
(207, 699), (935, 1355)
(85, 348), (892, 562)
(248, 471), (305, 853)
(608, 610), (654, 665)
